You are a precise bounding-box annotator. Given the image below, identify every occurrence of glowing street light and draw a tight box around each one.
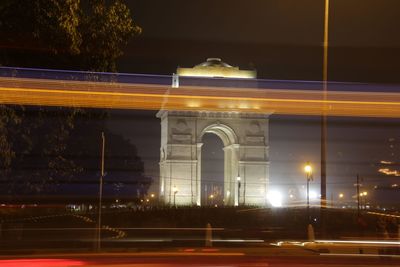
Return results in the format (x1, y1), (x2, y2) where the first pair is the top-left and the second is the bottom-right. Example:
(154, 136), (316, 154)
(339, 193), (344, 199)
(304, 164), (312, 174)
(304, 162), (313, 223)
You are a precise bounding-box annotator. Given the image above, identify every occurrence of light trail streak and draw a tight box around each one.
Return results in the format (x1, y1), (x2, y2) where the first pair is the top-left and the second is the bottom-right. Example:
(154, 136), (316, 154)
(320, 253), (400, 258)
(1, 77), (399, 118)
(314, 240), (400, 245)
(367, 211), (400, 219)
(0, 259), (85, 267)
(378, 168), (400, 176)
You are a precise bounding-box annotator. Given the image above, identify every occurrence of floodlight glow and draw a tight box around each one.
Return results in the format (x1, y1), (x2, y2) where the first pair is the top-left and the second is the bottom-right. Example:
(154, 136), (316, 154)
(267, 191), (283, 207)
(309, 191), (318, 200)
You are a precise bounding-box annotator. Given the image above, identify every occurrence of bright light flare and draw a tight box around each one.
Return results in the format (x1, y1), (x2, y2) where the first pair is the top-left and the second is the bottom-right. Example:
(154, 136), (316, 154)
(304, 165), (312, 174)
(267, 190), (283, 207)
(309, 191), (318, 200)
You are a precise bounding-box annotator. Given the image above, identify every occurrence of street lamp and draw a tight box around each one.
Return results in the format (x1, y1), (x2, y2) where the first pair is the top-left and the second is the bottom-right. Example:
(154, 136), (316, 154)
(304, 162), (313, 223)
(237, 176), (241, 206)
(172, 186), (178, 207)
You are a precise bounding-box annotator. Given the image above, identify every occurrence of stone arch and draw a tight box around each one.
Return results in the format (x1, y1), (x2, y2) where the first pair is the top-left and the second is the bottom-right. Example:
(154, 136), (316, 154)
(197, 123), (239, 206)
(199, 123), (238, 146)
(157, 110), (269, 207)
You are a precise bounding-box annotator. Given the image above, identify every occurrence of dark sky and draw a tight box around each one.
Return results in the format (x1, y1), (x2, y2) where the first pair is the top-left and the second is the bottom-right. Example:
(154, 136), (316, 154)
(120, 0), (400, 83)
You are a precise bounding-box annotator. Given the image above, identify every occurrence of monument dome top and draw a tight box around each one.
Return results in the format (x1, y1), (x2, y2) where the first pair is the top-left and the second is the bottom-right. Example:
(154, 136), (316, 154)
(196, 58), (233, 68)
(177, 58), (256, 79)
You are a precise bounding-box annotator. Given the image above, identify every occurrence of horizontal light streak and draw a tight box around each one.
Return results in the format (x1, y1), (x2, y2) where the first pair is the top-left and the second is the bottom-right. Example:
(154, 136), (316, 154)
(212, 239), (264, 243)
(1, 85), (399, 106)
(380, 160), (394, 165)
(0, 259), (85, 267)
(320, 253), (400, 258)
(274, 240), (400, 247)
(367, 211), (400, 219)
(116, 227), (224, 231)
(1, 77), (400, 118)
(378, 168), (400, 176)
(315, 239), (400, 245)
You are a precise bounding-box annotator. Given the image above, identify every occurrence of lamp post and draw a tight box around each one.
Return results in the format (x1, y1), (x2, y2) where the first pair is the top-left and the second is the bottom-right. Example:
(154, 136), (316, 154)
(172, 186), (178, 207)
(304, 162), (313, 223)
(237, 176), (241, 206)
(97, 132), (105, 251)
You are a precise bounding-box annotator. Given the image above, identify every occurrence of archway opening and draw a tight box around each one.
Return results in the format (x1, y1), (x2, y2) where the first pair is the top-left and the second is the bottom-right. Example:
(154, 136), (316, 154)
(201, 133), (224, 206)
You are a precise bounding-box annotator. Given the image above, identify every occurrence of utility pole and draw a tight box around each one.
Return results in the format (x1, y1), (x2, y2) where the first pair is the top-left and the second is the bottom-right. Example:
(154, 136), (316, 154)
(356, 174), (360, 218)
(97, 132), (105, 251)
(320, 0), (330, 238)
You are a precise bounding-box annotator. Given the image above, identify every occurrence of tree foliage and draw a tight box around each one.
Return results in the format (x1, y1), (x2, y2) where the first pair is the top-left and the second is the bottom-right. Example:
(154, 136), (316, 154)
(64, 114), (150, 200)
(80, 0), (141, 71)
(0, 107), (81, 194)
(0, 0), (141, 71)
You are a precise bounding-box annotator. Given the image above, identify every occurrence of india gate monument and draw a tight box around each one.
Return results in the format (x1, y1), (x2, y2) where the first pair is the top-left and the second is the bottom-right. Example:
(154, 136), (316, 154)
(157, 58), (270, 206)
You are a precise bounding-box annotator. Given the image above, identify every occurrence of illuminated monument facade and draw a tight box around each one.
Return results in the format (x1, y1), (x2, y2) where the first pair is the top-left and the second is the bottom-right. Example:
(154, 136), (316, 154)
(157, 58), (269, 206)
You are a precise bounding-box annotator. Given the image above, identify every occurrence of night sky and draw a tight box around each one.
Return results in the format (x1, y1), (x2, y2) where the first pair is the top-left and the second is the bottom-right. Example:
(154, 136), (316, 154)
(120, 0), (400, 83)
(107, 0), (400, 205)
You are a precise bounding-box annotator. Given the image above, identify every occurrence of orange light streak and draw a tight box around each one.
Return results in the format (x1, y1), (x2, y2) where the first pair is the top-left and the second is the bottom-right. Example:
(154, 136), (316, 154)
(1, 77), (400, 118)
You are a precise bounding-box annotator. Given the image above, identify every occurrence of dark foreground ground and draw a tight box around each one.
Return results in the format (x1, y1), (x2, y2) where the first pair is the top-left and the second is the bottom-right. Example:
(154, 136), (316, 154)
(0, 206), (398, 253)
